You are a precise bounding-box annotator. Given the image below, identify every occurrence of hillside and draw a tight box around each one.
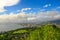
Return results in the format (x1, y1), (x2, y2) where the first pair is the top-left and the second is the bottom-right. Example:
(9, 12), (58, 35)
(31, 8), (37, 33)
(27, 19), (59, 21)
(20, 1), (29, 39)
(0, 24), (60, 40)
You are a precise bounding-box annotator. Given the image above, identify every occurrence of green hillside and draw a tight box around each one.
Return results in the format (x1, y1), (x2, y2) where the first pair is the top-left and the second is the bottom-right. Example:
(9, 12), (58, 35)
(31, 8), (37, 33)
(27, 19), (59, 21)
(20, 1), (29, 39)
(0, 24), (60, 40)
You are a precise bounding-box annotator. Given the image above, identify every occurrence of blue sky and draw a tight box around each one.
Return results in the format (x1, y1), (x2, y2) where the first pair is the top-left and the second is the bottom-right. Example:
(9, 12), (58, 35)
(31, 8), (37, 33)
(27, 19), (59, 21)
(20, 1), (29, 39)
(0, 0), (60, 23)
(2, 0), (59, 14)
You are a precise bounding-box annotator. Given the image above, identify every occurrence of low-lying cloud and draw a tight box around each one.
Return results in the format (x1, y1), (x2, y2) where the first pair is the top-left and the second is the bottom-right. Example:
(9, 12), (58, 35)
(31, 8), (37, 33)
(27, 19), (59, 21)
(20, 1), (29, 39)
(0, 10), (60, 32)
(0, 11), (60, 23)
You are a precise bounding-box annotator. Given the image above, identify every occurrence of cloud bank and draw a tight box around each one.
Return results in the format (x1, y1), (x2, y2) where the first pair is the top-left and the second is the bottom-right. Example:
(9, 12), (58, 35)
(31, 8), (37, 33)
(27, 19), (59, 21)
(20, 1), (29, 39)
(0, 8), (60, 32)
(0, 10), (60, 23)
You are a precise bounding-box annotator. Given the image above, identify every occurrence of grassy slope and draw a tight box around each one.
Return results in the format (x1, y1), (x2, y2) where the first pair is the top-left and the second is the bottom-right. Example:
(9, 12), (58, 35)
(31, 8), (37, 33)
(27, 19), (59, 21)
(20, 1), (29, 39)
(0, 24), (60, 40)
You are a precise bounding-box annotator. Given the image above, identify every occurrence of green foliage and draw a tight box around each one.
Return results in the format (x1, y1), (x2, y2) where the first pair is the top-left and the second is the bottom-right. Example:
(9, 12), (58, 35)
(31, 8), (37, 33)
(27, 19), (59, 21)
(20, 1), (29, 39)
(13, 30), (27, 34)
(0, 24), (60, 40)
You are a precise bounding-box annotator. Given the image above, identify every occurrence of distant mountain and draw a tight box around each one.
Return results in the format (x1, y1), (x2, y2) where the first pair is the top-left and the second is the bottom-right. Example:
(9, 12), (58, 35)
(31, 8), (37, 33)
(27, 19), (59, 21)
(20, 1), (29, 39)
(48, 19), (60, 25)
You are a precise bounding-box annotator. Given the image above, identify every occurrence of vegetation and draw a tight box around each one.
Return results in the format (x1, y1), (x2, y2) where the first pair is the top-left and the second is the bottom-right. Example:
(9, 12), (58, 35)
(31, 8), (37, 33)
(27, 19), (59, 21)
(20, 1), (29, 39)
(0, 24), (60, 40)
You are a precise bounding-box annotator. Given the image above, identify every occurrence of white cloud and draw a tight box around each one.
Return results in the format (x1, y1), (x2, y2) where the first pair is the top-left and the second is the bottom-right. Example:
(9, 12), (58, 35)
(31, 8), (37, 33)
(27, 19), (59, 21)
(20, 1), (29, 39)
(27, 18), (35, 21)
(0, 0), (20, 12)
(21, 8), (31, 12)
(0, 8), (6, 12)
(43, 4), (51, 8)
(17, 10), (20, 12)
(40, 9), (46, 11)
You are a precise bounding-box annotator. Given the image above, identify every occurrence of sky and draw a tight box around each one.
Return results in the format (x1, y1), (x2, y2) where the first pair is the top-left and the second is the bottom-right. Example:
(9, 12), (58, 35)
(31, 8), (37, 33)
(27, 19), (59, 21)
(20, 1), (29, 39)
(0, 0), (60, 23)
(1, 0), (60, 13)
(0, 0), (60, 32)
